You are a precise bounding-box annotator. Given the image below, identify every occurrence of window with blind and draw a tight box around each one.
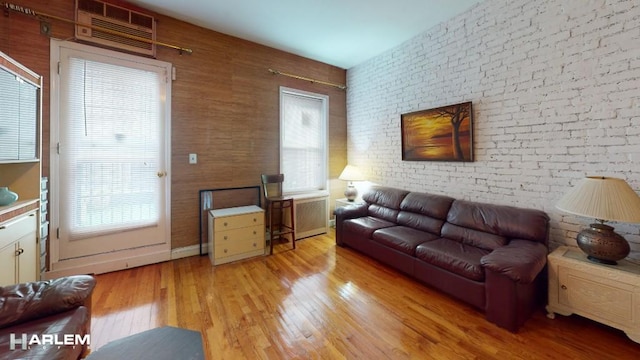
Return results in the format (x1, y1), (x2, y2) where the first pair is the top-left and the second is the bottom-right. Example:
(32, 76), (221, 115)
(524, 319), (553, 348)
(279, 87), (328, 194)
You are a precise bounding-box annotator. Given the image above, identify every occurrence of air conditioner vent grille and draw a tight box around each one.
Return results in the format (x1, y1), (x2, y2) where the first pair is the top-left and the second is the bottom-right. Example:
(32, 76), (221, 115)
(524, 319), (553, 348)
(91, 18), (153, 50)
(105, 5), (129, 23)
(131, 13), (153, 28)
(76, 0), (156, 57)
(78, 0), (102, 15)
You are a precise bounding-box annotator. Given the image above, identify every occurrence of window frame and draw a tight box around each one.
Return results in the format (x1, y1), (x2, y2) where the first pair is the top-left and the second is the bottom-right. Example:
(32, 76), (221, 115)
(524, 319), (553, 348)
(279, 86), (329, 195)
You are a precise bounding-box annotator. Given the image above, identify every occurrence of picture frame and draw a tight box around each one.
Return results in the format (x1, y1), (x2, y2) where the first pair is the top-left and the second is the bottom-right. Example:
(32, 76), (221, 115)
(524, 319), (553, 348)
(401, 101), (473, 162)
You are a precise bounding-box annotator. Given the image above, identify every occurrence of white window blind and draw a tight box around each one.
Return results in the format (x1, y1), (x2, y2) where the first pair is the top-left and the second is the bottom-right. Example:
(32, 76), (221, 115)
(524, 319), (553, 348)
(280, 88), (328, 193)
(59, 56), (162, 240)
(0, 68), (37, 160)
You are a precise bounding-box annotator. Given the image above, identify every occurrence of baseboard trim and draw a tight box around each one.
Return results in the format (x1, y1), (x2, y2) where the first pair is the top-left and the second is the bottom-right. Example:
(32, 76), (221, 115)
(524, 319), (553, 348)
(45, 245), (207, 279)
(46, 249), (170, 278)
(171, 244), (204, 259)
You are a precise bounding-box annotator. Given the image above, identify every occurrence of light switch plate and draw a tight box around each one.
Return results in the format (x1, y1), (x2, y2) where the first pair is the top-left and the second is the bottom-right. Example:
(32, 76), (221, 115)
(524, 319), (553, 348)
(189, 153), (197, 164)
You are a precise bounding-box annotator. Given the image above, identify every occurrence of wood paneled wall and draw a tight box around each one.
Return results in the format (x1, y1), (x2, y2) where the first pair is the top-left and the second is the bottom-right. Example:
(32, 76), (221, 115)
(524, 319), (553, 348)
(0, 0), (347, 249)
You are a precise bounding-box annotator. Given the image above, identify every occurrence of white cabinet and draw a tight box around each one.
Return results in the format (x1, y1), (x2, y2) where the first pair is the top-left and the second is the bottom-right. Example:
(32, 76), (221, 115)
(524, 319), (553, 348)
(0, 210), (37, 285)
(0, 51), (43, 282)
(547, 246), (640, 344)
(208, 205), (265, 265)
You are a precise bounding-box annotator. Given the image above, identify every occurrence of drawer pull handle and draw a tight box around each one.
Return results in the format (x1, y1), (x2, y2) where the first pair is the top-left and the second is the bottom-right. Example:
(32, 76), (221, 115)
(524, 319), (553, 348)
(224, 222), (228, 226)
(253, 243), (257, 247)
(561, 285), (567, 290)
(224, 249), (228, 253)
(15, 248), (24, 256)
(253, 218), (257, 222)
(253, 231), (257, 235)
(224, 236), (228, 240)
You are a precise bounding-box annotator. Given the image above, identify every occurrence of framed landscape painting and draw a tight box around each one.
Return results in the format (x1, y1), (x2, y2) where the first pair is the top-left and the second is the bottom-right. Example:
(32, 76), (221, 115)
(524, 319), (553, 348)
(401, 101), (473, 162)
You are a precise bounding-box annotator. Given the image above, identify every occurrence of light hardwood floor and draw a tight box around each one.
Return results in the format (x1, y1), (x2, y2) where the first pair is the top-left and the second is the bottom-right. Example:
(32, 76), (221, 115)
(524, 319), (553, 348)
(90, 231), (640, 359)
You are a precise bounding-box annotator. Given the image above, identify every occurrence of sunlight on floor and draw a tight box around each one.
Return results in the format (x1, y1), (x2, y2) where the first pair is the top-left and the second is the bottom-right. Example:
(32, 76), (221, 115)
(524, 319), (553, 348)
(91, 303), (162, 350)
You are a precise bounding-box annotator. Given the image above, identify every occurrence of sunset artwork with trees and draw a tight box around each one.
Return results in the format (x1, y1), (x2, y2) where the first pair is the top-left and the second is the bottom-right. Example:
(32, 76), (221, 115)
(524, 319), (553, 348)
(401, 102), (473, 162)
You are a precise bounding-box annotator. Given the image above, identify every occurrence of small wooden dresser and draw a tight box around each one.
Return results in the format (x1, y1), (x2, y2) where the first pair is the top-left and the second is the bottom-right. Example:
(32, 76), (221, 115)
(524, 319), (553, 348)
(208, 205), (265, 265)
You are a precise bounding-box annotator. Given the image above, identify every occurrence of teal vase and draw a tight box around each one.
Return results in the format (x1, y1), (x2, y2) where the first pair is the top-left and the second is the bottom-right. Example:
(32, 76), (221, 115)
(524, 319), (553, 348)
(0, 187), (19, 206)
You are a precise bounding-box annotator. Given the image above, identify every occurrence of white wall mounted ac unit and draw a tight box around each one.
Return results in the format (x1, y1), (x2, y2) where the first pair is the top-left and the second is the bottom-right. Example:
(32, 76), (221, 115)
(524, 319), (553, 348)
(287, 192), (329, 240)
(75, 0), (156, 57)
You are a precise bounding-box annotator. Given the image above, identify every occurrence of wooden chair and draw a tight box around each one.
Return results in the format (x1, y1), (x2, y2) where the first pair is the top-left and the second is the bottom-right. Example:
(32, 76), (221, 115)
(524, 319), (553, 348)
(261, 174), (296, 254)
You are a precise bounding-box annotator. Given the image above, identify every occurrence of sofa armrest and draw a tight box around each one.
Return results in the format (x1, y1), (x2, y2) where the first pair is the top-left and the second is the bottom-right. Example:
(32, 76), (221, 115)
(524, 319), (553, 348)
(0, 275), (96, 329)
(334, 204), (368, 246)
(334, 203), (368, 219)
(481, 240), (547, 284)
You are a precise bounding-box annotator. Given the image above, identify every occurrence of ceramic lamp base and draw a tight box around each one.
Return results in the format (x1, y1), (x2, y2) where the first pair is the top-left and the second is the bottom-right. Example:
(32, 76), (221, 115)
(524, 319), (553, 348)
(344, 185), (357, 201)
(577, 223), (630, 265)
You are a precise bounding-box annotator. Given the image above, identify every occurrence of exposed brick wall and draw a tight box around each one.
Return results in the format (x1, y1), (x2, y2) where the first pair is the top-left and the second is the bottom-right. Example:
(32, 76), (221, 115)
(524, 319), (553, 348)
(346, 0), (640, 260)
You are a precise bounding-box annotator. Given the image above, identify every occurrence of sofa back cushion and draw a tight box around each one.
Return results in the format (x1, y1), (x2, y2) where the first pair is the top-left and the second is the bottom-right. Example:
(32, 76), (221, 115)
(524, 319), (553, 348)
(445, 200), (550, 246)
(441, 223), (507, 250)
(397, 192), (454, 235)
(363, 186), (409, 222)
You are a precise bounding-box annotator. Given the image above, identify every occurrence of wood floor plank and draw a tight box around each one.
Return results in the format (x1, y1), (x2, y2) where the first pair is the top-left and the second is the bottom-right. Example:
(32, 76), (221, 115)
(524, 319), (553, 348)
(89, 230), (640, 359)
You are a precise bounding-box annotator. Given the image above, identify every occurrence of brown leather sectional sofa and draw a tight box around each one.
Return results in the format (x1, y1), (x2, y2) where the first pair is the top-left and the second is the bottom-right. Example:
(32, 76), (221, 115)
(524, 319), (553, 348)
(334, 186), (550, 332)
(0, 275), (96, 359)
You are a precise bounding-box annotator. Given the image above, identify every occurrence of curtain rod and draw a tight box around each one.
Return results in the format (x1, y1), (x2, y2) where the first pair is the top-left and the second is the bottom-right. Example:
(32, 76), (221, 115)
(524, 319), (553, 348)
(2, 2), (193, 55)
(269, 69), (346, 90)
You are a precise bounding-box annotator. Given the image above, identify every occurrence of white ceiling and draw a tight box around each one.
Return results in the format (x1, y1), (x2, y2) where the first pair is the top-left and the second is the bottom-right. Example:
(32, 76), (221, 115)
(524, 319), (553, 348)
(128, 0), (481, 69)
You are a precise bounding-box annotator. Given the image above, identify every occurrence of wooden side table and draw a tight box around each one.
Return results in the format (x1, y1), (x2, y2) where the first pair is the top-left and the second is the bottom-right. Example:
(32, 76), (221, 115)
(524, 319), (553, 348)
(546, 246), (640, 343)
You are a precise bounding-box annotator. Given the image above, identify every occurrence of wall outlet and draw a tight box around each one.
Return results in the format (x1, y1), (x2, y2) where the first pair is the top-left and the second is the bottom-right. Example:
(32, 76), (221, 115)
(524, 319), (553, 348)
(189, 153), (197, 164)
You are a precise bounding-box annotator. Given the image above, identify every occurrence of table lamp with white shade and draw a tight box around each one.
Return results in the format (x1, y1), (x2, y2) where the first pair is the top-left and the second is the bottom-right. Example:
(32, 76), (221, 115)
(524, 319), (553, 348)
(339, 165), (365, 201)
(556, 176), (640, 265)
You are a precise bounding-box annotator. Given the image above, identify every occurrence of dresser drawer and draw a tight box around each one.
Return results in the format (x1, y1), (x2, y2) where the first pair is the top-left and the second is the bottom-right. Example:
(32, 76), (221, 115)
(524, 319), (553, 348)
(0, 212), (37, 249)
(215, 225), (262, 244)
(214, 237), (264, 259)
(214, 212), (263, 231)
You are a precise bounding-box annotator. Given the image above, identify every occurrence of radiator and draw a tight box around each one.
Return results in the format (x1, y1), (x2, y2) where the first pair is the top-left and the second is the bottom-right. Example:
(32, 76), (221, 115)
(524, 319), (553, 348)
(286, 193), (329, 239)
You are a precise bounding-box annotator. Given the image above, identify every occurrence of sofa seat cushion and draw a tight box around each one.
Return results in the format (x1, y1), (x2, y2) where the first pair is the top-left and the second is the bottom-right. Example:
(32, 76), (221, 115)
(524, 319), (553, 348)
(415, 238), (490, 282)
(343, 216), (396, 238)
(371, 226), (439, 256)
(0, 307), (88, 360)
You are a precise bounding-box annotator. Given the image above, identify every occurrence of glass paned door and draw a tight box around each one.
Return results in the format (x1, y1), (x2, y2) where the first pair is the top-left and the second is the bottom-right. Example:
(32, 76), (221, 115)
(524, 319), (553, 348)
(55, 43), (170, 260)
